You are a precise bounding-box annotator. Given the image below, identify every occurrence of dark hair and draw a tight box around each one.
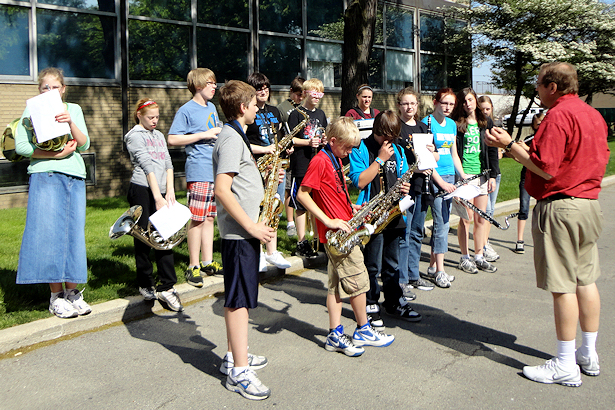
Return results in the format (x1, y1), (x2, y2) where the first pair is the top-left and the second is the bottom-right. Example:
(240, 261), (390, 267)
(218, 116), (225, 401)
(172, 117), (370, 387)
(219, 80), (256, 121)
(540, 62), (578, 95)
(451, 87), (487, 133)
(373, 110), (401, 143)
(247, 72), (270, 92)
(290, 76), (305, 93)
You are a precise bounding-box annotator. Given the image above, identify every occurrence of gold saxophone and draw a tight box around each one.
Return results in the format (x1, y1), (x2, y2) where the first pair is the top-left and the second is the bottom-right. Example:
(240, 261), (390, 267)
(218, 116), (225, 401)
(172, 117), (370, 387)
(257, 107), (308, 173)
(257, 156), (290, 239)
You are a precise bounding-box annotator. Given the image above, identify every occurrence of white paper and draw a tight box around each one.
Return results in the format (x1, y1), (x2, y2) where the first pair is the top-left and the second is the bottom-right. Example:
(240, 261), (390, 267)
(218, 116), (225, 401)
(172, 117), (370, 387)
(411, 133), (438, 170)
(443, 184), (481, 201)
(25, 89), (71, 143)
(398, 195), (415, 213)
(149, 202), (192, 240)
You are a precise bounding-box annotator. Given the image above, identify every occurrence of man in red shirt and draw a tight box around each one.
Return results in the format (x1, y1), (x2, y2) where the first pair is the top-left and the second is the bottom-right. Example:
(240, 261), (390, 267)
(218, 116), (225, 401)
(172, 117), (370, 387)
(486, 62), (609, 387)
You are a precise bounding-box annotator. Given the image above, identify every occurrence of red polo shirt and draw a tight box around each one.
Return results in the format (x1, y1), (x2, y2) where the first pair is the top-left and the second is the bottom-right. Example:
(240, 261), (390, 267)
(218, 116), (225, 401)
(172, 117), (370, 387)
(525, 94), (610, 200)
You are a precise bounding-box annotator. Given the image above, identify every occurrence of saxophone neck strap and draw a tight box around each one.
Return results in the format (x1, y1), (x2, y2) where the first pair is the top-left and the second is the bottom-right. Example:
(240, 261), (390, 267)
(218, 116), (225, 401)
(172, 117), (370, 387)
(323, 144), (353, 213)
(227, 120), (264, 184)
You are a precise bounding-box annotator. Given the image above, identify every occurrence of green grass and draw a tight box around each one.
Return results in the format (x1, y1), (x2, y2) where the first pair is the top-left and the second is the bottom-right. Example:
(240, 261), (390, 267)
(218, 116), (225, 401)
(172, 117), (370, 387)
(1, 139), (613, 329)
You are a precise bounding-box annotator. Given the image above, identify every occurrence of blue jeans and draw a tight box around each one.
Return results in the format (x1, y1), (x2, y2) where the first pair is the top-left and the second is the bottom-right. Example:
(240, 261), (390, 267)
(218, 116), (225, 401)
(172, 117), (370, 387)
(485, 173), (501, 217)
(430, 174), (455, 254)
(363, 228), (403, 308)
(399, 193), (428, 284)
(519, 168), (530, 220)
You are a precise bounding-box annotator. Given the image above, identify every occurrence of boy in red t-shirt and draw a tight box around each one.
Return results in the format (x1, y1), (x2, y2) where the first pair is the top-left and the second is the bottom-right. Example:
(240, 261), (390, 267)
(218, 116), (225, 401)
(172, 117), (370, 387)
(297, 117), (395, 356)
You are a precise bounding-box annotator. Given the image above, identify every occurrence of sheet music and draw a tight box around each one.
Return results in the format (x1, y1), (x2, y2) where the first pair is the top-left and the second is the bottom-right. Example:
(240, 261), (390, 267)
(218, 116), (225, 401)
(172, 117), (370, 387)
(25, 89), (71, 143)
(411, 133), (438, 170)
(149, 202), (192, 240)
(443, 184), (481, 201)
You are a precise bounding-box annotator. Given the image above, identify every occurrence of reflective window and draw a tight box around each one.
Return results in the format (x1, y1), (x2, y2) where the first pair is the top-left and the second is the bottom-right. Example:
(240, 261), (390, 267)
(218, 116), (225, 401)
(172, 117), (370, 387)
(447, 57), (471, 90)
(197, 0), (249, 29)
(128, 19), (190, 81)
(129, 0), (190, 21)
(307, 0), (344, 38)
(0, 5), (30, 76)
(369, 48), (383, 89)
(307, 41), (342, 87)
(259, 35), (301, 86)
(37, 9), (116, 79)
(386, 50), (414, 91)
(385, 6), (414, 49)
(259, 0), (301, 35)
(37, 0), (112, 11)
(420, 14), (444, 52)
(420, 54), (445, 91)
(197, 28), (249, 82)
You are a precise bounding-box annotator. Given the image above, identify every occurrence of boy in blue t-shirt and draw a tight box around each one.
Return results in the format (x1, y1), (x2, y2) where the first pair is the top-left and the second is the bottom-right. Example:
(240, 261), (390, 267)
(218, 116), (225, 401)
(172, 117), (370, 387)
(168, 68), (222, 287)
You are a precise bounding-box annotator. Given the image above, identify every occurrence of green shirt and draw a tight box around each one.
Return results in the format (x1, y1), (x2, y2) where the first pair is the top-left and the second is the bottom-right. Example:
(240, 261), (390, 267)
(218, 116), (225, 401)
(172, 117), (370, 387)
(462, 122), (481, 175)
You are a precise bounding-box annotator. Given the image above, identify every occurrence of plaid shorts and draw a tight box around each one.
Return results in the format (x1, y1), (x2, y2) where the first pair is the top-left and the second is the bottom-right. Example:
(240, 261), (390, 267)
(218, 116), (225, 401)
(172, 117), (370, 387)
(187, 181), (216, 221)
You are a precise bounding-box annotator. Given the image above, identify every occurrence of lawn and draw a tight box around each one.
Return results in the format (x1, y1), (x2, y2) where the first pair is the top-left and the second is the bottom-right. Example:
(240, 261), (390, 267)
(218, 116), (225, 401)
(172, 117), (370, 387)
(0, 139), (613, 329)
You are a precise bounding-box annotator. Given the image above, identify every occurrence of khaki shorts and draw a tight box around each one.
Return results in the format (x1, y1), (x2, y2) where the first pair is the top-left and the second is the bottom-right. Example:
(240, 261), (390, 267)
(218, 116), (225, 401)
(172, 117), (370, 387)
(532, 197), (602, 293)
(324, 244), (369, 298)
(466, 174), (489, 196)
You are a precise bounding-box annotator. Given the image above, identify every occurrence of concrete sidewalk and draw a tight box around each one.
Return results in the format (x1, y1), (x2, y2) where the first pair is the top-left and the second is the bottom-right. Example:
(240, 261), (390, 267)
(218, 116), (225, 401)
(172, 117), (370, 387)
(1, 175), (614, 356)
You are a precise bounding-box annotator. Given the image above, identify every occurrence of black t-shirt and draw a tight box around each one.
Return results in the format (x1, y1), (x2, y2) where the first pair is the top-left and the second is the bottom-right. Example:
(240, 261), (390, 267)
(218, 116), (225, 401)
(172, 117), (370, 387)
(398, 120), (429, 197)
(288, 105), (328, 178)
(245, 104), (283, 160)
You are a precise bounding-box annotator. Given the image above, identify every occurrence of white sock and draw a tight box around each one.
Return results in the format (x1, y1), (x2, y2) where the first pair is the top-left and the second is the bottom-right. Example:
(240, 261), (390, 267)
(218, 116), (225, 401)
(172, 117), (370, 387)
(579, 331), (598, 357)
(474, 254), (484, 261)
(202, 260), (213, 266)
(225, 351), (234, 362)
(287, 221), (295, 228)
(231, 366), (248, 378)
(557, 339), (576, 370)
(50, 291), (63, 302)
(462, 255), (470, 259)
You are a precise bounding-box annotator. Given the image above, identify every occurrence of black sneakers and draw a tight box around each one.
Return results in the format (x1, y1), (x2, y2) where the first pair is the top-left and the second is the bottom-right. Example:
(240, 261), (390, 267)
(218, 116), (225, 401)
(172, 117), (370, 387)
(294, 240), (318, 258)
(384, 303), (422, 322)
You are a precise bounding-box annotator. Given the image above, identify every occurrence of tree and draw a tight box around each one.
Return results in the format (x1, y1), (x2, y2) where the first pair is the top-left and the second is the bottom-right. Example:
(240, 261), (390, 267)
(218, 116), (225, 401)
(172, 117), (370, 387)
(341, 0), (378, 116)
(452, 0), (615, 133)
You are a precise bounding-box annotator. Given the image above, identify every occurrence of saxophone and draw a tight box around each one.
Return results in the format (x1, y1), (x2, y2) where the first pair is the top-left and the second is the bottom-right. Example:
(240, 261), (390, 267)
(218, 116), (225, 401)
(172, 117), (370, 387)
(257, 154), (290, 238)
(257, 108), (308, 173)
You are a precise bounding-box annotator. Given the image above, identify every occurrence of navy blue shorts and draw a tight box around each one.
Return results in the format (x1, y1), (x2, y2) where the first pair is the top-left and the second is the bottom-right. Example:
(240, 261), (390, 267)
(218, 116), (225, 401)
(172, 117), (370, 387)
(222, 238), (260, 309)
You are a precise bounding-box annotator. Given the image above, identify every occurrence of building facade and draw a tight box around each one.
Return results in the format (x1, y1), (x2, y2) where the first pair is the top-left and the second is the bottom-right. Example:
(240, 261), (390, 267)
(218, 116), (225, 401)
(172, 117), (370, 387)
(0, 0), (470, 208)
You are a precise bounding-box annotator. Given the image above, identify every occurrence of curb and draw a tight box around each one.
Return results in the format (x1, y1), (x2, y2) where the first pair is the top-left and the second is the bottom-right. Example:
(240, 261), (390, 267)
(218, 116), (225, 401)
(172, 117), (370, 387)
(2, 174), (614, 355)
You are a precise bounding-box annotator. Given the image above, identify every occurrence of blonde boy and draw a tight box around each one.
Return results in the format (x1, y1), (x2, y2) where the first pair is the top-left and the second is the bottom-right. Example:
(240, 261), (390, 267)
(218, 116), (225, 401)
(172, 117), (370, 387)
(168, 68), (223, 287)
(297, 117), (395, 356)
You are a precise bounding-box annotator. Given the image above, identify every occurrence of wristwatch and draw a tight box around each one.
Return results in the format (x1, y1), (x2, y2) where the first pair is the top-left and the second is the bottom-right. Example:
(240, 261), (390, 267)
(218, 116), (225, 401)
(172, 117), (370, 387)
(505, 140), (515, 152)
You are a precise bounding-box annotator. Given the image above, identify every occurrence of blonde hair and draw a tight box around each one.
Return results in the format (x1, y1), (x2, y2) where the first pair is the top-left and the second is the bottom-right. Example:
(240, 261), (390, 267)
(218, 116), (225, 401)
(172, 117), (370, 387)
(133, 98), (159, 124)
(187, 68), (216, 95)
(327, 117), (360, 146)
(38, 67), (65, 98)
(302, 78), (324, 93)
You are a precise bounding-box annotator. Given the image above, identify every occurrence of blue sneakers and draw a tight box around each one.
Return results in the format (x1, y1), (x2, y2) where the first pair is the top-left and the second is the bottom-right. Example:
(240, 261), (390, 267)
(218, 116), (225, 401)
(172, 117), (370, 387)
(352, 323), (395, 347)
(324, 325), (365, 357)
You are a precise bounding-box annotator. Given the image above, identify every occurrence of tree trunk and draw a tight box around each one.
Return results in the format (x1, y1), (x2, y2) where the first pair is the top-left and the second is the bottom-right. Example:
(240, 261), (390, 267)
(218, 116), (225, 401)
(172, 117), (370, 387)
(507, 52), (524, 135)
(585, 92), (594, 106)
(341, 0), (378, 116)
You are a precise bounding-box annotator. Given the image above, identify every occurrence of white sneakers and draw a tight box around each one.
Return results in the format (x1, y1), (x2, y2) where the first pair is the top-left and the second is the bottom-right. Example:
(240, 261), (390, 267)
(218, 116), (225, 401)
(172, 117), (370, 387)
(523, 358), (582, 387)
(265, 251), (292, 269)
(49, 289), (92, 319)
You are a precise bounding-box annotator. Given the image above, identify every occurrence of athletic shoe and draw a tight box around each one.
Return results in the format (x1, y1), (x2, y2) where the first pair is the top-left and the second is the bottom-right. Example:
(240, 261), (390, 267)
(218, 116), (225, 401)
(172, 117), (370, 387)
(408, 277), (434, 291)
(201, 260), (223, 276)
(49, 293), (78, 319)
(576, 350), (600, 376)
(366, 304), (384, 329)
(219, 352), (269, 375)
(324, 327), (365, 357)
(475, 258), (497, 273)
(515, 241), (525, 254)
(428, 266), (455, 283)
(156, 288), (184, 312)
(226, 368), (271, 400)
(259, 252), (268, 273)
(139, 286), (157, 301)
(286, 224), (297, 237)
(399, 283), (417, 300)
(458, 257), (478, 274)
(65, 288), (92, 315)
(420, 270), (450, 288)
(185, 266), (204, 288)
(352, 324), (395, 347)
(265, 251), (292, 269)
(522, 358), (582, 387)
(384, 303), (422, 322)
(294, 240), (318, 258)
(483, 243), (500, 262)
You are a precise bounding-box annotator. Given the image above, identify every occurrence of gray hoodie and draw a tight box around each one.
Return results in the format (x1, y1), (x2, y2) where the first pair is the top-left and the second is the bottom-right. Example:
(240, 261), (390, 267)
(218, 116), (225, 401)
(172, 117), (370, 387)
(124, 125), (173, 193)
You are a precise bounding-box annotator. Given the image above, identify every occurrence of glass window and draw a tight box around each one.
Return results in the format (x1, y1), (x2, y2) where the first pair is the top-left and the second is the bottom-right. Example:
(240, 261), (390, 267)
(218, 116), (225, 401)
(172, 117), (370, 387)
(197, 0), (249, 29)
(128, 19), (190, 81)
(307, 0), (344, 38)
(37, 0), (112, 11)
(447, 56), (471, 90)
(420, 53), (445, 91)
(307, 41), (342, 87)
(129, 0), (190, 21)
(386, 50), (414, 91)
(259, 35), (301, 86)
(259, 0), (302, 35)
(385, 6), (414, 49)
(369, 48), (383, 89)
(374, 2), (384, 46)
(197, 28), (249, 83)
(420, 14), (444, 52)
(37, 9), (116, 79)
(0, 5), (30, 76)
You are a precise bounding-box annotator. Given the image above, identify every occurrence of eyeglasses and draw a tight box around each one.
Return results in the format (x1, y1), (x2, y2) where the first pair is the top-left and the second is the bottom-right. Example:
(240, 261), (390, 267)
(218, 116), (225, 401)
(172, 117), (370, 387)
(42, 84), (62, 92)
(256, 86), (269, 93)
(399, 102), (418, 107)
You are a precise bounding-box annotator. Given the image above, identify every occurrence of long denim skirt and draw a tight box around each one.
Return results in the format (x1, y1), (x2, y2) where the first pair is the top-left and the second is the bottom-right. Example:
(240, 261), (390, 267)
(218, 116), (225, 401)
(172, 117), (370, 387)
(16, 172), (88, 284)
